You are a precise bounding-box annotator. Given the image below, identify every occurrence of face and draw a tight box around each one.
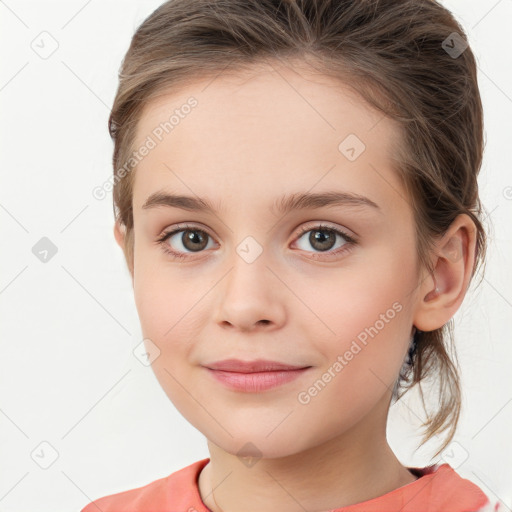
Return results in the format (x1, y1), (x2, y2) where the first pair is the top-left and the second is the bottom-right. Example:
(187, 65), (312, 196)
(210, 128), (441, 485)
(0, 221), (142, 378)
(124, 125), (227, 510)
(126, 60), (421, 459)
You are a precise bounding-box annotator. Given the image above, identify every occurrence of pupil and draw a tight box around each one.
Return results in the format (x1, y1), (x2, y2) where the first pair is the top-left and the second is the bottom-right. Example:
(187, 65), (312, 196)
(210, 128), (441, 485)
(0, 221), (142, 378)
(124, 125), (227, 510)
(311, 229), (335, 251)
(184, 230), (207, 251)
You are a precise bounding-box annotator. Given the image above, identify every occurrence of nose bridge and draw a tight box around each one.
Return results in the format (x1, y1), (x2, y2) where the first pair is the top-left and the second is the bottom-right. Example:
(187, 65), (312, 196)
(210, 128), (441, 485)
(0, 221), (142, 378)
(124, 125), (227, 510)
(215, 232), (286, 330)
(222, 205), (272, 275)
(226, 233), (272, 298)
(225, 204), (291, 288)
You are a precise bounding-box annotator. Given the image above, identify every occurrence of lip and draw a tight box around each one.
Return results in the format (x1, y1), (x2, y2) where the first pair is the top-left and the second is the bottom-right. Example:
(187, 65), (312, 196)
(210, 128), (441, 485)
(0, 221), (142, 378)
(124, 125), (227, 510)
(203, 359), (312, 392)
(204, 358), (309, 373)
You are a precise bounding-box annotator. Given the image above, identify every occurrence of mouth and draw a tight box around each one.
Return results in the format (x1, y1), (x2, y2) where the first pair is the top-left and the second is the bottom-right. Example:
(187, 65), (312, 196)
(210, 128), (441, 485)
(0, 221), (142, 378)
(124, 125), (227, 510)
(203, 359), (312, 392)
(204, 358), (311, 373)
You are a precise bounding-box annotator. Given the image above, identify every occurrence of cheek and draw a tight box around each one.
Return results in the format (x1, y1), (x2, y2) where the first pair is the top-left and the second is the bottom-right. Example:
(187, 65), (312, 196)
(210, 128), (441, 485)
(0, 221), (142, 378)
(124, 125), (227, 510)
(133, 265), (201, 410)
(132, 255), (216, 375)
(297, 252), (415, 341)
(133, 253), (191, 343)
(295, 250), (417, 393)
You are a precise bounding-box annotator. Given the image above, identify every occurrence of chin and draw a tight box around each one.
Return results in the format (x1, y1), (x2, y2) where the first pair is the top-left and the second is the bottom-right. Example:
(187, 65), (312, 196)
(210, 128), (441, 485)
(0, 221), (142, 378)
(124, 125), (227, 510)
(206, 428), (312, 461)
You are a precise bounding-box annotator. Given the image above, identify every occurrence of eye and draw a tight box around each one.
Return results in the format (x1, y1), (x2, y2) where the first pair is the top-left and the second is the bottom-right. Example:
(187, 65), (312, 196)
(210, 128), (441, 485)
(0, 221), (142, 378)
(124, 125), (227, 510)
(156, 222), (357, 260)
(156, 224), (216, 259)
(293, 223), (356, 258)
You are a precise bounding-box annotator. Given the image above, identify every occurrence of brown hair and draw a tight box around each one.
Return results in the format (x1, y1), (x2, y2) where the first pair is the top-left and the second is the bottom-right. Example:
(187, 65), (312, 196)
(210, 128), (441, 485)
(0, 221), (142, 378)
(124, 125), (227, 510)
(109, 0), (487, 458)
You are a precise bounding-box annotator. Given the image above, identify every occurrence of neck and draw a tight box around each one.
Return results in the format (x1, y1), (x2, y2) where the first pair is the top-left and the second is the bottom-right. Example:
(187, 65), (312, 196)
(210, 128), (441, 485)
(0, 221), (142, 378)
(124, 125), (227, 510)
(198, 396), (417, 512)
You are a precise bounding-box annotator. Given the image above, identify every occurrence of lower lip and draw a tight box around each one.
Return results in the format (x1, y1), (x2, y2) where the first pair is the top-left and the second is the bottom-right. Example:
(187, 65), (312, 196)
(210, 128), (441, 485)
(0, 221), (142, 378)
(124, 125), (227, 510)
(205, 368), (311, 392)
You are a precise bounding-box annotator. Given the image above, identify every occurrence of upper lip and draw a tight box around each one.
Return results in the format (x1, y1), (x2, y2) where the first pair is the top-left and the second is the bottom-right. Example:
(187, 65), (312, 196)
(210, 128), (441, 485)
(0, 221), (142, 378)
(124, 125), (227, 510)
(204, 359), (310, 373)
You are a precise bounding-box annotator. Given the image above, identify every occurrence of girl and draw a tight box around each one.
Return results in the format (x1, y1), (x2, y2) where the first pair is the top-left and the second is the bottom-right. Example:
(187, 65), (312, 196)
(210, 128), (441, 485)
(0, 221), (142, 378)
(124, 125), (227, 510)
(82, 0), (504, 510)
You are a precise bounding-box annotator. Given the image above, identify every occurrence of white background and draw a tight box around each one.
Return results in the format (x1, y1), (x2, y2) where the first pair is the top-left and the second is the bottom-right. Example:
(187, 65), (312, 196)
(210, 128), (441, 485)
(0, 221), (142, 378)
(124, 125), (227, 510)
(1, 1), (511, 510)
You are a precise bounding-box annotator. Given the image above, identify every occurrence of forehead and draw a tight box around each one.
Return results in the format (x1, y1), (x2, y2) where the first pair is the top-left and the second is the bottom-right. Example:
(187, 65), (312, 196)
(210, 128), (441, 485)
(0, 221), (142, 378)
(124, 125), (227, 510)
(131, 60), (406, 216)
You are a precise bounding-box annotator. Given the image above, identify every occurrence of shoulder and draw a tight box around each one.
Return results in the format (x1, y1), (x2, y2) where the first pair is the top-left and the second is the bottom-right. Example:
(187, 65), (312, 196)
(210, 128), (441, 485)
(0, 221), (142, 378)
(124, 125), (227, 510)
(80, 458), (210, 512)
(406, 463), (505, 512)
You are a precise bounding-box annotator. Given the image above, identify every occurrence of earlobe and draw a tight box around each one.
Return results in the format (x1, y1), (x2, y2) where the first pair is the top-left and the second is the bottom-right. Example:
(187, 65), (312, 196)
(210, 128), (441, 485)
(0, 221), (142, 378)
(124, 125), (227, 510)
(413, 214), (477, 332)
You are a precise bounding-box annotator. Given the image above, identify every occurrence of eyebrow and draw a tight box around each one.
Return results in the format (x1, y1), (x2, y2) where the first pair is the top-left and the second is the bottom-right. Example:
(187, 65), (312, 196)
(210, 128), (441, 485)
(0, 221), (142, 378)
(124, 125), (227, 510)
(141, 190), (381, 215)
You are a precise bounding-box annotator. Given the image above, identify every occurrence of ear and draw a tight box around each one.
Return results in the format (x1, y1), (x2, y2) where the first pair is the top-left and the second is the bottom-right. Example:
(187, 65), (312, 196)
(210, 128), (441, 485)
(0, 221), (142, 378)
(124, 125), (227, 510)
(114, 220), (125, 250)
(113, 221), (134, 282)
(413, 214), (477, 332)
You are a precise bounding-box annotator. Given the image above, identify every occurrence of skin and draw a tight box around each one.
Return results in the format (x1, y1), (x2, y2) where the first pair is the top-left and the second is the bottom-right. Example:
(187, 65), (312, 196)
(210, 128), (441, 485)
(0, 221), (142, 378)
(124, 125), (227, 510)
(114, 59), (477, 511)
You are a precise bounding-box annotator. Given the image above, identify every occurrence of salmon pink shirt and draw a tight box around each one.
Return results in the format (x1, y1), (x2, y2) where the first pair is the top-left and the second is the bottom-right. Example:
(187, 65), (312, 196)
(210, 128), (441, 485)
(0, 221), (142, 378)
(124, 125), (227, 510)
(80, 457), (503, 512)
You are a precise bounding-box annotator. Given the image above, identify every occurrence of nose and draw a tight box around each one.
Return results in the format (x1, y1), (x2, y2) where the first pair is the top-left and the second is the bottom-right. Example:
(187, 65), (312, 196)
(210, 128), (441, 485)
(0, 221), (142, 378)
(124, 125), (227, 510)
(214, 251), (286, 332)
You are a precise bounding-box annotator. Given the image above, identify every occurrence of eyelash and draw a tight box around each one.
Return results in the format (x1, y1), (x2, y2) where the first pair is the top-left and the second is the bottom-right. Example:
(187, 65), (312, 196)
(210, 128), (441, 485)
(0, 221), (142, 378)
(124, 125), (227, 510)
(155, 223), (358, 261)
